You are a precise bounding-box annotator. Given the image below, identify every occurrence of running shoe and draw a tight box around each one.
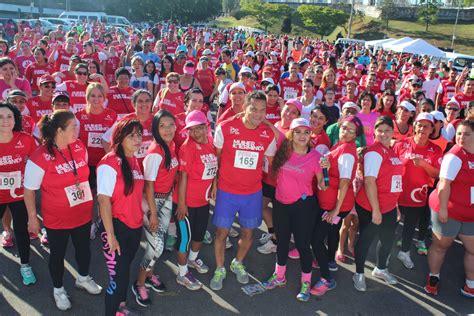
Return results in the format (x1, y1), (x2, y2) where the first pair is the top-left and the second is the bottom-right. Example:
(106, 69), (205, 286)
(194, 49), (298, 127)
(397, 251), (415, 269)
(262, 273), (287, 290)
(20, 265), (36, 285)
(257, 240), (277, 254)
(2, 230), (14, 248)
(296, 281), (311, 302)
(312, 259), (319, 269)
(396, 239), (402, 248)
(353, 273), (366, 292)
(288, 248), (300, 259)
(116, 304), (138, 316)
(145, 274), (166, 292)
(53, 287), (71, 311)
(424, 275), (439, 295)
(258, 233), (273, 245)
(210, 267), (226, 291)
(416, 240), (428, 256)
(203, 230), (213, 244)
(461, 284), (474, 298)
(131, 283), (151, 307)
(328, 261), (338, 272)
(229, 227), (239, 238)
(371, 267), (397, 285)
(225, 237), (233, 249)
(230, 259), (249, 284)
(165, 234), (177, 251)
(29, 232), (38, 240)
(176, 271), (202, 290)
(188, 259), (209, 274)
(75, 275), (102, 294)
(335, 251), (346, 263)
(310, 278), (336, 296)
(40, 228), (48, 245)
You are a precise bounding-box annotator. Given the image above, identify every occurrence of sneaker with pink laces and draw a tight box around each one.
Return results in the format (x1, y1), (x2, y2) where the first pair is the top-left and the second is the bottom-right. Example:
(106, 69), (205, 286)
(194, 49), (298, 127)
(288, 248), (300, 259)
(29, 232), (38, 240)
(145, 274), (166, 292)
(131, 283), (151, 307)
(312, 259), (319, 269)
(2, 230), (14, 248)
(310, 278), (336, 296)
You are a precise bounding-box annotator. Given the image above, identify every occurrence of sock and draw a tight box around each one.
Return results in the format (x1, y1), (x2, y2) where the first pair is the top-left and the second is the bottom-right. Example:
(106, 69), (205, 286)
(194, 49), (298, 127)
(466, 279), (474, 288)
(301, 272), (312, 283)
(429, 273), (440, 279)
(168, 222), (177, 236)
(178, 264), (188, 277)
(77, 274), (89, 282)
(54, 287), (65, 294)
(268, 227), (274, 234)
(275, 264), (286, 280)
(189, 250), (199, 262)
(232, 258), (242, 265)
(21, 263), (29, 268)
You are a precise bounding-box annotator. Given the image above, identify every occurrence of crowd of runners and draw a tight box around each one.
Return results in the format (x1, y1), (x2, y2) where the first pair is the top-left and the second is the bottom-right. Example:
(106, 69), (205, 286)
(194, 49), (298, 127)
(0, 18), (473, 316)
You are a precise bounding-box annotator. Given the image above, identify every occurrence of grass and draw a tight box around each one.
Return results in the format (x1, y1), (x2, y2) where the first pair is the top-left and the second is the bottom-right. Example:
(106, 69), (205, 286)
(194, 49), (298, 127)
(213, 15), (474, 55)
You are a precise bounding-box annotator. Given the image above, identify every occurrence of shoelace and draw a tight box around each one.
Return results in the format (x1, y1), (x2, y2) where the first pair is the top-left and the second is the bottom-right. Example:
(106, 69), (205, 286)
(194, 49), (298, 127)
(185, 272), (198, 283)
(149, 275), (161, 285)
(214, 269), (225, 279)
(195, 259), (203, 266)
(233, 262), (246, 273)
(137, 285), (149, 299)
(300, 282), (310, 294)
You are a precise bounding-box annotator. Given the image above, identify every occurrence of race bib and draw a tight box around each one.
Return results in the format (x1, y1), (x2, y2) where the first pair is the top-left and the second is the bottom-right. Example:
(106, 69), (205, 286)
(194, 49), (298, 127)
(72, 104), (86, 113)
(60, 64), (68, 72)
(202, 161), (218, 180)
(136, 140), (152, 159)
(391, 175), (402, 193)
(234, 150), (259, 170)
(64, 181), (92, 207)
(0, 171), (21, 190)
(88, 132), (104, 148)
(283, 89), (297, 100)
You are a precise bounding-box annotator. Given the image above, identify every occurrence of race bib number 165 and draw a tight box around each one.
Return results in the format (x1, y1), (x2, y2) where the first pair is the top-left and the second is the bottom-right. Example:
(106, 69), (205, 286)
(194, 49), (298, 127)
(234, 150), (259, 170)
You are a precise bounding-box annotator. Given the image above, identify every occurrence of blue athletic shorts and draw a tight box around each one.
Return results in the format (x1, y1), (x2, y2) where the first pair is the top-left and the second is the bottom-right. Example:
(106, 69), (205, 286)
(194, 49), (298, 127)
(213, 189), (263, 229)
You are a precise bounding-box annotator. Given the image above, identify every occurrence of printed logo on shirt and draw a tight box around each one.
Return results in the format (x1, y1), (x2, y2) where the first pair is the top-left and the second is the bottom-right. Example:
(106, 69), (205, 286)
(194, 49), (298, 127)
(390, 157), (402, 165)
(42, 153), (54, 161)
(410, 184), (428, 203)
(232, 140), (264, 151)
(85, 124), (107, 132)
(15, 140), (24, 149)
(55, 159), (87, 174)
(132, 170), (144, 180)
(104, 115), (113, 121)
(171, 157), (179, 169)
(260, 130), (270, 138)
(0, 155), (22, 166)
(468, 161), (474, 169)
(230, 127), (240, 135)
(403, 152), (432, 164)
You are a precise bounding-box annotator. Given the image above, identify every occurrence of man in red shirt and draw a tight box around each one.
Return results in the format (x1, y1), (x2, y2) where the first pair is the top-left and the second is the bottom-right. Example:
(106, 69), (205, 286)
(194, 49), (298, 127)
(436, 68), (457, 110)
(210, 91), (277, 291)
(280, 62), (302, 101)
(336, 61), (356, 97)
(453, 77), (474, 110)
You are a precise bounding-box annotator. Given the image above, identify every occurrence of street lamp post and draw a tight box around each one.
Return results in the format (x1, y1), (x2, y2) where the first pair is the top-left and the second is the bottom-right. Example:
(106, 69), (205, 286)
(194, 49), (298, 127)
(347, 0), (355, 38)
(451, 0), (461, 50)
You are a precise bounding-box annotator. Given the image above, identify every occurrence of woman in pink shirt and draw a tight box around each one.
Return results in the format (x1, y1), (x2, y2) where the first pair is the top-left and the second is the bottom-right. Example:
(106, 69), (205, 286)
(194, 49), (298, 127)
(357, 91), (378, 146)
(261, 118), (327, 302)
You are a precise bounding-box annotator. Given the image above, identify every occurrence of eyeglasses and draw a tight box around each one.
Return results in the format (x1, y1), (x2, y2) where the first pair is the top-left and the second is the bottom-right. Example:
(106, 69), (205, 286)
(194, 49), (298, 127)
(76, 71), (88, 76)
(316, 70), (323, 74)
(167, 79), (179, 84)
(446, 107), (459, 111)
(240, 73), (252, 78)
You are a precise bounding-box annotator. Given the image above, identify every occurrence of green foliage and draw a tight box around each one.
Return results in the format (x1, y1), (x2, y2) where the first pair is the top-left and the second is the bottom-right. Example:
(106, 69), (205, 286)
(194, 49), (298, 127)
(241, 0), (291, 32)
(417, 1), (439, 31)
(296, 5), (349, 39)
(223, 0), (241, 14)
(379, 0), (397, 29)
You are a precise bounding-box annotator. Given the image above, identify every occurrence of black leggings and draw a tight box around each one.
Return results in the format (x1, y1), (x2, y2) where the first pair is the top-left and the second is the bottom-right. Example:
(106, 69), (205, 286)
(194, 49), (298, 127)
(0, 201), (30, 264)
(175, 204), (210, 253)
(311, 209), (349, 280)
(273, 197), (317, 274)
(399, 205), (426, 252)
(46, 221), (91, 288)
(354, 204), (397, 274)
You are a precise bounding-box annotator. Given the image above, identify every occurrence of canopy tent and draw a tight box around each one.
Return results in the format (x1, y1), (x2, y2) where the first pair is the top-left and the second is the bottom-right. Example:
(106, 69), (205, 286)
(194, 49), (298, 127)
(381, 37), (413, 50)
(365, 38), (396, 53)
(389, 39), (446, 58)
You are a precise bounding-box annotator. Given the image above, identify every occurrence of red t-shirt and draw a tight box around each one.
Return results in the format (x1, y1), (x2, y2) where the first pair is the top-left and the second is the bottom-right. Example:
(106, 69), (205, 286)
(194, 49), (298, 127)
(317, 141), (358, 212)
(429, 145), (474, 222)
(195, 68), (215, 97)
(24, 140), (93, 229)
(311, 131), (331, 155)
(453, 92), (474, 110)
(174, 112), (188, 151)
(22, 115), (35, 135)
(107, 86), (135, 119)
(158, 89), (185, 116)
(54, 49), (75, 72)
(356, 142), (404, 213)
(105, 56), (121, 84)
(179, 136), (217, 207)
(63, 81), (88, 113)
(265, 105), (281, 125)
(143, 140), (179, 194)
(437, 79), (456, 106)
(25, 63), (54, 94)
(0, 132), (36, 203)
(76, 108), (117, 166)
(97, 151), (144, 229)
(393, 137), (442, 207)
(214, 117), (277, 194)
(279, 78), (302, 100)
(26, 96), (52, 123)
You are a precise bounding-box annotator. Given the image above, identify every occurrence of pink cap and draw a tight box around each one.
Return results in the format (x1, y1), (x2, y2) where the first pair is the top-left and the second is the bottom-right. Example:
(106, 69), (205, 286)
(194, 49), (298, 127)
(355, 64), (365, 71)
(183, 66), (195, 75)
(285, 98), (303, 114)
(290, 118), (311, 130)
(185, 110), (207, 129)
(39, 74), (56, 85)
(415, 112), (434, 124)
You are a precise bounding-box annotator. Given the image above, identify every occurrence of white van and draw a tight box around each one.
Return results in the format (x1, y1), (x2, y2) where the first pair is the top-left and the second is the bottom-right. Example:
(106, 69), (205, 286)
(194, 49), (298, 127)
(59, 11), (107, 23)
(106, 15), (132, 26)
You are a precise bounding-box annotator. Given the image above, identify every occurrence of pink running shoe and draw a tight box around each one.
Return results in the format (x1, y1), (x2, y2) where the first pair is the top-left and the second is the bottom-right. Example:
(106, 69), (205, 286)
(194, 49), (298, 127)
(288, 248), (300, 259)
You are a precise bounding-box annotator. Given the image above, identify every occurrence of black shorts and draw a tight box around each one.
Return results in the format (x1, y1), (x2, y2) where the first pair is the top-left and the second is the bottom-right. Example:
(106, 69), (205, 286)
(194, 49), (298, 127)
(88, 165), (97, 190)
(262, 181), (275, 200)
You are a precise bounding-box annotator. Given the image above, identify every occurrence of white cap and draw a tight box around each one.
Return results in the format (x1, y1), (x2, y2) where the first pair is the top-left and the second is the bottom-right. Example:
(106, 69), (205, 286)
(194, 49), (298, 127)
(446, 98), (460, 108)
(290, 118), (311, 130)
(244, 51), (255, 58)
(262, 77), (275, 85)
(430, 110), (445, 121)
(270, 51), (280, 56)
(415, 112), (434, 124)
(342, 102), (361, 112)
(398, 101), (416, 112)
(229, 82), (246, 93)
(202, 49), (213, 55)
(239, 66), (252, 74)
(429, 64), (438, 69)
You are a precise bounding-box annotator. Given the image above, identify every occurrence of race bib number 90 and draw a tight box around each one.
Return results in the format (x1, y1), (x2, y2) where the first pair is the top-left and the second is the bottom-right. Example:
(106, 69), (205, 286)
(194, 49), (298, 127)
(391, 175), (402, 193)
(234, 150), (259, 170)
(88, 132), (104, 148)
(64, 181), (93, 207)
(0, 171), (21, 190)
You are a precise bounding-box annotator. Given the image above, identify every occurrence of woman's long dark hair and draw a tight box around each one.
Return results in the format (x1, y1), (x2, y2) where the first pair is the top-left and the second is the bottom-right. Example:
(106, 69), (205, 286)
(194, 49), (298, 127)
(38, 110), (75, 155)
(111, 119), (143, 196)
(375, 90), (397, 115)
(160, 55), (174, 77)
(0, 102), (22, 132)
(151, 109), (175, 170)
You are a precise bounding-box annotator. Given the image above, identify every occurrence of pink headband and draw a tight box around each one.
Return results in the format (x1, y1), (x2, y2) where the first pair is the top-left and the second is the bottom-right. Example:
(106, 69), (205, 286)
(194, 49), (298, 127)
(341, 115), (362, 129)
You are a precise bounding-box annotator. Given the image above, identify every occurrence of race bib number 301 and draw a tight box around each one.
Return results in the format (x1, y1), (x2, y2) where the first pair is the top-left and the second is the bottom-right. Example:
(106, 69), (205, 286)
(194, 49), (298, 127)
(64, 181), (93, 207)
(234, 150), (259, 170)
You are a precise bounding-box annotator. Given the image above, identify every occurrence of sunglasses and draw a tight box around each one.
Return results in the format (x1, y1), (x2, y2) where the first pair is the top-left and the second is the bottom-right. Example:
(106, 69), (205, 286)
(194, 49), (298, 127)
(167, 79), (179, 84)
(240, 73), (252, 78)
(76, 71), (88, 76)
(43, 84), (56, 88)
(446, 107), (459, 111)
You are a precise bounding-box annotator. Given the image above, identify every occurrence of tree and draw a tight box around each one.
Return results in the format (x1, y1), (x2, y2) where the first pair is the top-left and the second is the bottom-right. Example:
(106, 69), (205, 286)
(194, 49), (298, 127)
(417, 1), (439, 31)
(281, 14), (292, 33)
(241, 0), (291, 32)
(297, 5), (349, 39)
(223, 0), (240, 15)
(379, 0), (397, 29)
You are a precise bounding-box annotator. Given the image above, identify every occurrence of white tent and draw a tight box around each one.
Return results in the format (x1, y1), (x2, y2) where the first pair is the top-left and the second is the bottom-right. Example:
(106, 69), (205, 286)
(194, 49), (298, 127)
(389, 39), (446, 58)
(365, 38), (396, 53)
(382, 37), (413, 50)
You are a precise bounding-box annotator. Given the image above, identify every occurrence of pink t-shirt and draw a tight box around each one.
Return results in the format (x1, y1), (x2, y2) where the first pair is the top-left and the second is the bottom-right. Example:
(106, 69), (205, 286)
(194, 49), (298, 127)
(0, 78), (32, 101)
(357, 111), (379, 146)
(275, 149), (322, 204)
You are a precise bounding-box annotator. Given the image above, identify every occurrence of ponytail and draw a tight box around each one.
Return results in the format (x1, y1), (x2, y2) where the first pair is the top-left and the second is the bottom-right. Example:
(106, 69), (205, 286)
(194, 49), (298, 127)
(38, 110), (75, 155)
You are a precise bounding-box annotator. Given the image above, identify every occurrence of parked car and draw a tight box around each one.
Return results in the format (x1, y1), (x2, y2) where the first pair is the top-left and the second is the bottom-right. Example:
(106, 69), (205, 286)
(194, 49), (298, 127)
(39, 18), (73, 31)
